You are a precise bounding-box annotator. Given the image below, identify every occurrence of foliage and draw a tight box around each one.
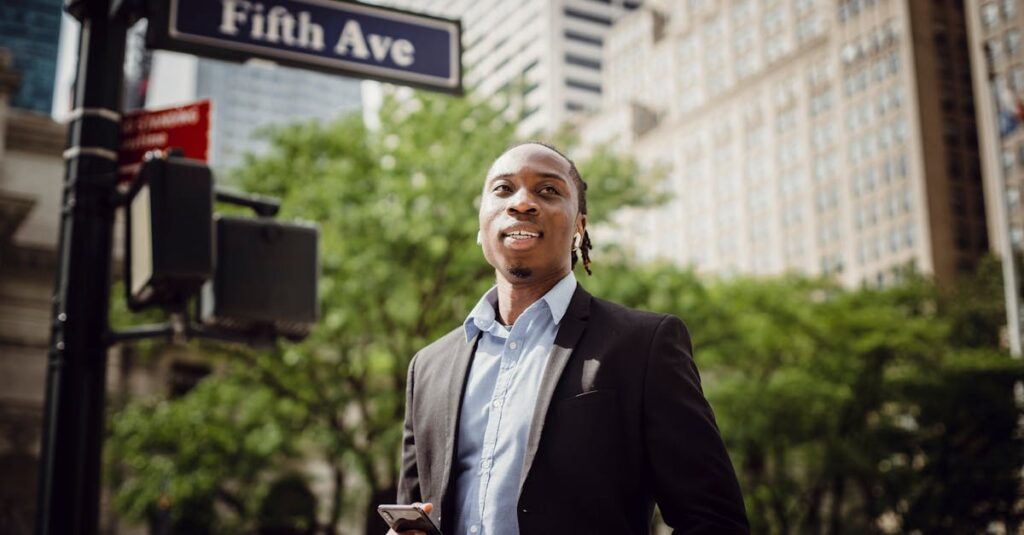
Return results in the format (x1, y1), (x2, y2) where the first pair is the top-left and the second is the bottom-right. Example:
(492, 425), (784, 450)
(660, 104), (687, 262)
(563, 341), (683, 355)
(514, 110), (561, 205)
(587, 263), (1024, 535)
(109, 374), (304, 532)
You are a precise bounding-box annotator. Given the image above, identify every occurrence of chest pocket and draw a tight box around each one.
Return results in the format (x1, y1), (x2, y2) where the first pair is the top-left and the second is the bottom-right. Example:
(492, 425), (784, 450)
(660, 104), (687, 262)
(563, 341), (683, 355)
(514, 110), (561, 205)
(540, 390), (619, 477)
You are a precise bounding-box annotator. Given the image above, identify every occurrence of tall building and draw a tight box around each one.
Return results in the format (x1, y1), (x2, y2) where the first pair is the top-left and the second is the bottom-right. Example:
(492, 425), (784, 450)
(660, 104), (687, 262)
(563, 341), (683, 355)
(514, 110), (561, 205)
(0, 48), (65, 533)
(147, 53), (363, 172)
(581, 0), (987, 288)
(966, 0), (1024, 259)
(382, 0), (641, 136)
(0, 0), (62, 114)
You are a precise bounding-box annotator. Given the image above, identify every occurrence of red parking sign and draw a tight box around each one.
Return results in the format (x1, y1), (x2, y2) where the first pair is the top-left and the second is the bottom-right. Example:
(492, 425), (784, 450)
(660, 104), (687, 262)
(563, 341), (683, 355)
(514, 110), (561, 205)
(119, 99), (211, 182)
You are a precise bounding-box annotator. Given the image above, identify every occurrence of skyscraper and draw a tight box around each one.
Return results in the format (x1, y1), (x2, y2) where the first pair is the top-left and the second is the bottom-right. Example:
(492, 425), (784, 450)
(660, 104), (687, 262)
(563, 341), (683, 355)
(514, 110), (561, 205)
(147, 53), (363, 172)
(966, 0), (1024, 258)
(0, 0), (62, 114)
(381, 0), (641, 136)
(196, 58), (362, 171)
(580, 0), (987, 288)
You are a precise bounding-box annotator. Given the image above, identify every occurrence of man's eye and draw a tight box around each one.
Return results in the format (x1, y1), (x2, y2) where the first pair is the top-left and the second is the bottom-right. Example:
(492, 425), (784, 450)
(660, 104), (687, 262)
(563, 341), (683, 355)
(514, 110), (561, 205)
(493, 184), (512, 193)
(540, 186), (560, 195)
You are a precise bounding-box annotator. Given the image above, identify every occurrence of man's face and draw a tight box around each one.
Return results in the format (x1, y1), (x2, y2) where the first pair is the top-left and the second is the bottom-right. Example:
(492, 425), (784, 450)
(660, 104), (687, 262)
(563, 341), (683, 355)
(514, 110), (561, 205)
(479, 144), (585, 282)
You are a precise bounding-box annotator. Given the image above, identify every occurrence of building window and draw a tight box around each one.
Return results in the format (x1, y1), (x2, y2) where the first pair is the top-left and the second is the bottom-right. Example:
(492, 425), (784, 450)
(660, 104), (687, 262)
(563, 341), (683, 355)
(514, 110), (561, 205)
(564, 7), (612, 25)
(1011, 66), (1024, 91)
(776, 107), (798, 133)
(565, 53), (601, 70)
(989, 38), (1006, 65)
(566, 78), (601, 93)
(564, 30), (603, 46)
(796, 15), (821, 42)
(1005, 0), (1019, 19)
(983, 3), (1001, 28)
(1008, 29), (1022, 57)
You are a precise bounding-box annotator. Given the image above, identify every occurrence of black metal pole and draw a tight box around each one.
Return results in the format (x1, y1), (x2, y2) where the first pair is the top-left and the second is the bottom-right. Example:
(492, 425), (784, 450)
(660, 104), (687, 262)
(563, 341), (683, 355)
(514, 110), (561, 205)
(35, 0), (126, 533)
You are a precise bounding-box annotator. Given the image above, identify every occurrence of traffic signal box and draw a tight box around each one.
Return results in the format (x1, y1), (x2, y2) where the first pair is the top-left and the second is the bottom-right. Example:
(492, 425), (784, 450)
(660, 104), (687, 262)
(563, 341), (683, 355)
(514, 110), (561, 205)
(200, 216), (319, 340)
(125, 155), (214, 310)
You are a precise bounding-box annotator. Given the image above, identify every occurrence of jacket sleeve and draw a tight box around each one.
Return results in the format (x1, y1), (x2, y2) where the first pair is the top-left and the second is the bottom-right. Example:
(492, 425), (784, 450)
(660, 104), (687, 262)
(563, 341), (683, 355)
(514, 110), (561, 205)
(643, 315), (749, 535)
(396, 352), (421, 504)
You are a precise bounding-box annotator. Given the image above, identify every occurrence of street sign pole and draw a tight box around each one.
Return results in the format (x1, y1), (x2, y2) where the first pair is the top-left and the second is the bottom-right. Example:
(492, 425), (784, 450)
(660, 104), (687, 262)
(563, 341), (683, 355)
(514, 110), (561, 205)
(35, 0), (127, 533)
(35, 0), (460, 532)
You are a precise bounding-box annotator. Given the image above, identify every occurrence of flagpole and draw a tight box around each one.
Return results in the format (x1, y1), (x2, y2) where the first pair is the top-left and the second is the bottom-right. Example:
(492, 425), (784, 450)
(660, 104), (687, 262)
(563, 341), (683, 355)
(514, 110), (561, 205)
(985, 43), (1023, 358)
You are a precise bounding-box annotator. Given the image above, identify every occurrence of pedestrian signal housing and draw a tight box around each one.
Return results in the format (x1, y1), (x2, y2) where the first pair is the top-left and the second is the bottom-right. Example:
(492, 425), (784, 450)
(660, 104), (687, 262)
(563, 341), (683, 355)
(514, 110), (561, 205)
(199, 215), (319, 340)
(124, 154), (214, 310)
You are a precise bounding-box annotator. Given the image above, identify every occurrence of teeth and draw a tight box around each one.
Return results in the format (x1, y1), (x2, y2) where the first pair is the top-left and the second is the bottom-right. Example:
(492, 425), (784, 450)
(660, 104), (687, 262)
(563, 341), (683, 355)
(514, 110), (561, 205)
(507, 231), (538, 238)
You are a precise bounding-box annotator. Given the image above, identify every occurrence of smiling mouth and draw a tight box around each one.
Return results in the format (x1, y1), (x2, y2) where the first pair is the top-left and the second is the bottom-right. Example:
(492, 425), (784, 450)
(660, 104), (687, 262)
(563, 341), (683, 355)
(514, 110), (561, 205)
(504, 230), (540, 240)
(501, 229), (542, 249)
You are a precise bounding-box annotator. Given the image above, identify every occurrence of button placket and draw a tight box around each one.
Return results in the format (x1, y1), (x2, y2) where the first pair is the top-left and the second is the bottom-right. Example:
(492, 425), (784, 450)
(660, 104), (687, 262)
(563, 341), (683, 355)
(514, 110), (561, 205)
(476, 330), (514, 521)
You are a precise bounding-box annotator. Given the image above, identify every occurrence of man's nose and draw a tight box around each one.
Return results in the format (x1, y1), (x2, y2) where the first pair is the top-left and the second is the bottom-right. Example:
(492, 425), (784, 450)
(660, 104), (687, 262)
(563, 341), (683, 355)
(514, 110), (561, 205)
(507, 188), (539, 215)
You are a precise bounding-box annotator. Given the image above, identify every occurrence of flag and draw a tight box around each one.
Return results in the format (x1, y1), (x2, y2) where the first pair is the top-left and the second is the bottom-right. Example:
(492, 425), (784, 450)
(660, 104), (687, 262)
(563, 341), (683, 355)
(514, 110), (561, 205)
(997, 76), (1024, 137)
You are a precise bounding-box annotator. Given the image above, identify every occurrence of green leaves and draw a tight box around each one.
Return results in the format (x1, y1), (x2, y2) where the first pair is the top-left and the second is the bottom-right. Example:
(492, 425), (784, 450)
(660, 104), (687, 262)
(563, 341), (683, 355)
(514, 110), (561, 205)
(588, 260), (1023, 534)
(108, 376), (301, 531)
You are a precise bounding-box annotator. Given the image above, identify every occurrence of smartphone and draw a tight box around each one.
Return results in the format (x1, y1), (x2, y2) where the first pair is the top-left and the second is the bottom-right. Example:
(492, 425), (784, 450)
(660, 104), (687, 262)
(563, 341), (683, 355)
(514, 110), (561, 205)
(377, 504), (443, 535)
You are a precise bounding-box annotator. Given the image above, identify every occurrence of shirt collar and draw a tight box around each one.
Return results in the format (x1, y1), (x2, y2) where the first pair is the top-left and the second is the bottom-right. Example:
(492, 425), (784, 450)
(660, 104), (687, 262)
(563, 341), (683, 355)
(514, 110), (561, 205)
(463, 271), (578, 342)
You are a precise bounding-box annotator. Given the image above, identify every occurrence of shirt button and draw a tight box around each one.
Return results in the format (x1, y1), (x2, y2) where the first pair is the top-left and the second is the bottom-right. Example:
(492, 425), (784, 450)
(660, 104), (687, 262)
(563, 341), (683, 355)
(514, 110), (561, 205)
(470, 526), (479, 533)
(492, 399), (502, 409)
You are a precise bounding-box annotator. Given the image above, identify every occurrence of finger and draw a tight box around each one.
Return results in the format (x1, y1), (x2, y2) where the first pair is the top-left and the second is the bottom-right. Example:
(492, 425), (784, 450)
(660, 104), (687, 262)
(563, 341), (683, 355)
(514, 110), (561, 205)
(410, 501), (434, 514)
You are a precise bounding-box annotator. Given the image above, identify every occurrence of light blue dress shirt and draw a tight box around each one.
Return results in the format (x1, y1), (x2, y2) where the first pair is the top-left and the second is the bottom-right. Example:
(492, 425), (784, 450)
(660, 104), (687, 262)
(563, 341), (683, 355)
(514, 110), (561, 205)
(452, 272), (577, 535)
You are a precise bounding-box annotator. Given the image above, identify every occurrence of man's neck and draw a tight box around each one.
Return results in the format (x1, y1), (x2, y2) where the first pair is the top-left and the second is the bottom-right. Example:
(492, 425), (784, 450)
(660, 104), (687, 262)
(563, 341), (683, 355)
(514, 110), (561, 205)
(495, 270), (568, 326)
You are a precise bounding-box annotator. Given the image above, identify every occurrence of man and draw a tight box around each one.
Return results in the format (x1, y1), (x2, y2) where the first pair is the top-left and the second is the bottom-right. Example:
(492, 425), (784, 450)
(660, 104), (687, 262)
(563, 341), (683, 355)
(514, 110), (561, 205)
(391, 143), (748, 535)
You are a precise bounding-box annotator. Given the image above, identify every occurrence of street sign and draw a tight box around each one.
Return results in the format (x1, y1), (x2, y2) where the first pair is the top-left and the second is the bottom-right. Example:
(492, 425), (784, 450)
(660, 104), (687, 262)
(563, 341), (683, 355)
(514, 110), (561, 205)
(118, 99), (211, 182)
(146, 0), (462, 94)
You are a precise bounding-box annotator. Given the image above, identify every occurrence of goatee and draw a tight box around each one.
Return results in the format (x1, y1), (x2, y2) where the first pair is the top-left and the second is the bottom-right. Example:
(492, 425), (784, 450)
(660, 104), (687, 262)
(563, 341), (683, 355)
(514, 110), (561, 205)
(508, 266), (533, 279)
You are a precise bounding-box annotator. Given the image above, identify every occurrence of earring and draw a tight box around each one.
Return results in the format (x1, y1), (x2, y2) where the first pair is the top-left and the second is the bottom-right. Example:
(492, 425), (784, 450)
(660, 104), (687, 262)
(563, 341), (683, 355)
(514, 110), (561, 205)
(476, 230), (482, 245)
(572, 232), (582, 251)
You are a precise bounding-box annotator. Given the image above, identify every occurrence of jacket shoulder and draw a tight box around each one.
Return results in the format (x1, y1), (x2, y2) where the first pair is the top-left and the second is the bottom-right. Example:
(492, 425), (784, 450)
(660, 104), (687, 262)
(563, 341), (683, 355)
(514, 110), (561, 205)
(588, 294), (683, 332)
(411, 325), (467, 371)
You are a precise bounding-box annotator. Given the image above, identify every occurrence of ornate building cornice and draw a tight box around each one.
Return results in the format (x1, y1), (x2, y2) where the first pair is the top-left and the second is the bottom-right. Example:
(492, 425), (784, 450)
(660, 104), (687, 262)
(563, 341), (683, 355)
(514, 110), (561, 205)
(5, 109), (66, 156)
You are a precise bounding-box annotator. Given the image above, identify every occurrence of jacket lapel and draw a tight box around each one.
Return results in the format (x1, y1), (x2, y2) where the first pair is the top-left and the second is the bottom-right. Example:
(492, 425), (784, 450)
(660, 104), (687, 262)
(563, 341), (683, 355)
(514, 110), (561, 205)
(439, 331), (477, 509)
(518, 285), (592, 494)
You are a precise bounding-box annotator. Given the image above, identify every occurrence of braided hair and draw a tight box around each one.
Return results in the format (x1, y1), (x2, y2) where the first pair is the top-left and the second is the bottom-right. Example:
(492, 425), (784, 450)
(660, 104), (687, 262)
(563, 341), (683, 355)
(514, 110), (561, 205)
(510, 141), (593, 275)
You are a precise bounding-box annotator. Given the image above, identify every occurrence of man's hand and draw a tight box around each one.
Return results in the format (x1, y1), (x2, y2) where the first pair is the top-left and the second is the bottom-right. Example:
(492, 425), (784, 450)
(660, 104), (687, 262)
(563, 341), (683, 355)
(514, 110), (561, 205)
(385, 502), (434, 535)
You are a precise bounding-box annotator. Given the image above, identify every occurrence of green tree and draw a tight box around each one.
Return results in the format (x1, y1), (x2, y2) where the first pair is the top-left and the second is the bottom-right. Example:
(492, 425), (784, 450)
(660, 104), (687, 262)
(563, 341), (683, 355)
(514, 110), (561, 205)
(109, 373), (305, 532)
(587, 264), (1024, 534)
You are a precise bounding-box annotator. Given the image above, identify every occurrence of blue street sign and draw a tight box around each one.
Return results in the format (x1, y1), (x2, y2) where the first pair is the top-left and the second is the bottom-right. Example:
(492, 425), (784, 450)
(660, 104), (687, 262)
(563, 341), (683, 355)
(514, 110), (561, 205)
(147, 0), (462, 93)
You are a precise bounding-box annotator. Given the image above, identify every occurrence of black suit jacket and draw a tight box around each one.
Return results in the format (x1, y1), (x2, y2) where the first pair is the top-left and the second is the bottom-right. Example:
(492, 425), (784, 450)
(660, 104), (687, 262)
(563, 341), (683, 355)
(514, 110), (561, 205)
(397, 284), (749, 534)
